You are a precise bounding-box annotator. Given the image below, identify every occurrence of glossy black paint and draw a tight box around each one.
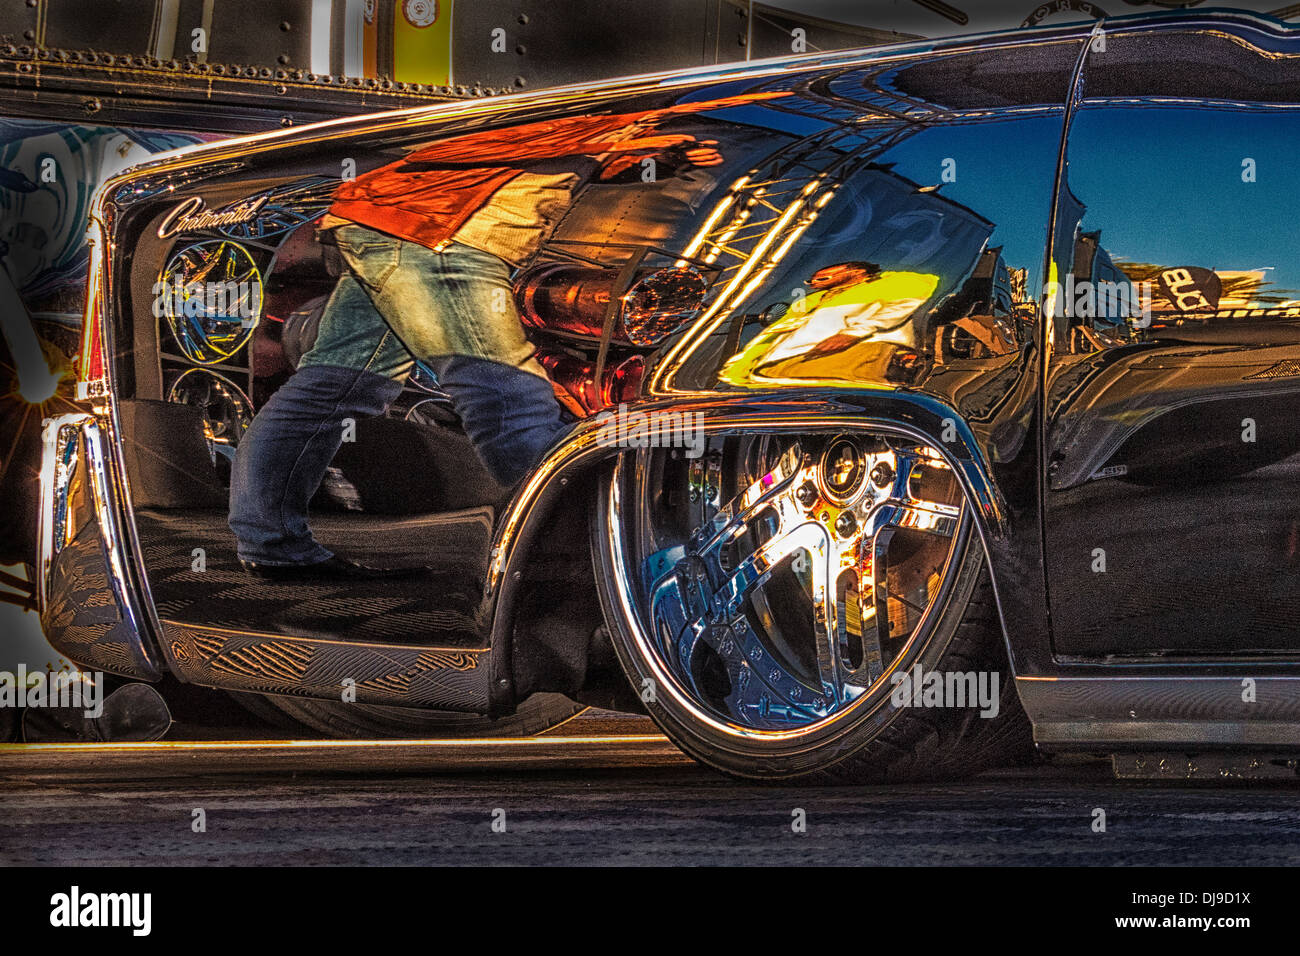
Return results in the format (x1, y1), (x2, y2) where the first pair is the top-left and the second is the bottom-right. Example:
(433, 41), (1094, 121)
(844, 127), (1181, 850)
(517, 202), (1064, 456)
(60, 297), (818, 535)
(1045, 20), (1300, 659)
(655, 29), (1085, 681)
(44, 11), (1300, 741)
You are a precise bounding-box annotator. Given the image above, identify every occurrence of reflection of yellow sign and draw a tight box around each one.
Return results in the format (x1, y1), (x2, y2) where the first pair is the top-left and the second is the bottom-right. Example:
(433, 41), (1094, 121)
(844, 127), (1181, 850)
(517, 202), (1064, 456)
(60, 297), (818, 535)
(393, 0), (452, 85)
(720, 271), (938, 387)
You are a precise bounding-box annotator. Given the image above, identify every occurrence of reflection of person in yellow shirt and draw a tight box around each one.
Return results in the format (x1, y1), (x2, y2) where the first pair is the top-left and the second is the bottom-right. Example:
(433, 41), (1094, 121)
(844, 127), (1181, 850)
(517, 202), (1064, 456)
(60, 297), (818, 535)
(720, 261), (939, 387)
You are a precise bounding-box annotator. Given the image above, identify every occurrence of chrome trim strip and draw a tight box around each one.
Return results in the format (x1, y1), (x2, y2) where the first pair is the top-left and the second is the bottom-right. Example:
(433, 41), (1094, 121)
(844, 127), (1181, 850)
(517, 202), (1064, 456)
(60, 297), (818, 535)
(36, 413), (88, 614)
(1019, 675), (1300, 749)
(74, 214), (108, 401)
(38, 412), (165, 680)
(82, 164), (172, 676)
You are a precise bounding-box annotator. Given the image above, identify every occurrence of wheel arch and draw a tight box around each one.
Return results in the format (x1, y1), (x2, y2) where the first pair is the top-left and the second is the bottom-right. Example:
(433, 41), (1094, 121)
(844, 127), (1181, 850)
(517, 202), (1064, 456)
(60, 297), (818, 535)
(485, 389), (1020, 711)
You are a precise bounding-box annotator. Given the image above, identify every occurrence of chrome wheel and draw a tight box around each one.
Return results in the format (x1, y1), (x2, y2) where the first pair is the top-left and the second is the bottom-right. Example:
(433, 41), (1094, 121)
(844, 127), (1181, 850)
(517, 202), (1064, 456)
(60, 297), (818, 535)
(613, 431), (970, 737)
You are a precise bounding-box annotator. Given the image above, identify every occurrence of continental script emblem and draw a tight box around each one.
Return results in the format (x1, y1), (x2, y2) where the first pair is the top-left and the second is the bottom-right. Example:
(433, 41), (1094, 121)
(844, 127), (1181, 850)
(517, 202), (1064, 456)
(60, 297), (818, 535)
(158, 195), (269, 239)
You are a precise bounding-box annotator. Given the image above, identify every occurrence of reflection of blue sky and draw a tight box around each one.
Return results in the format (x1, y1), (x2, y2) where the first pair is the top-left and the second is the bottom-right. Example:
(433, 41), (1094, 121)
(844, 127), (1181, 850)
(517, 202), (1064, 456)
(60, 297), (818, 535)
(676, 92), (1063, 285)
(709, 113), (1066, 320)
(880, 118), (1062, 279)
(1067, 106), (1299, 284)
(677, 79), (836, 136)
(695, 99), (1300, 294)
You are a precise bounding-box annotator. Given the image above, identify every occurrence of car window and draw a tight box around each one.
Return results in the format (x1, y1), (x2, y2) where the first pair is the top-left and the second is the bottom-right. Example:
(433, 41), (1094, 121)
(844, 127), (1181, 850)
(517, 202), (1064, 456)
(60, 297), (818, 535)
(1050, 25), (1300, 353)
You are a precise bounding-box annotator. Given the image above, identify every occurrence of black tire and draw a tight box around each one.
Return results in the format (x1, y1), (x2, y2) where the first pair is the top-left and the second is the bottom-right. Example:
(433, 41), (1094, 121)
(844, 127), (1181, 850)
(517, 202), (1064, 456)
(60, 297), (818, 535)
(592, 434), (1033, 783)
(809, 563), (1034, 783)
(230, 692), (586, 739)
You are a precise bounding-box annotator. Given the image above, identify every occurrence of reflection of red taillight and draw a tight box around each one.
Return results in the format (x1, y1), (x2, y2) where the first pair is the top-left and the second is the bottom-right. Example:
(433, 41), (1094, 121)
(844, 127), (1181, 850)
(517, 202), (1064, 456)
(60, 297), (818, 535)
(75, 221), (107, 401)
(602, 354), (644, 406)
(76, 305), (105, 400)
(519, 264), (706, 347)
(520, 265), (611, 340)
(537, 349), (644, 418)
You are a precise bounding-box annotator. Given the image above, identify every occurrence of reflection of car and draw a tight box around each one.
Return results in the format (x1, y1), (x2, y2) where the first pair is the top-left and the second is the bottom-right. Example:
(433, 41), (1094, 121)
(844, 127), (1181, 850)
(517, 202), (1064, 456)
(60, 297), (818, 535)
(37, 10), (1300, 779)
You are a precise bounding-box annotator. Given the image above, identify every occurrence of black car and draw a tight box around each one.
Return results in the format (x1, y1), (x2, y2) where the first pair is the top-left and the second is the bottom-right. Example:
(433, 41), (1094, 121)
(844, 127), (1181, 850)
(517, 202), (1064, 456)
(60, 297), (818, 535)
(36, 9), (1300, 780)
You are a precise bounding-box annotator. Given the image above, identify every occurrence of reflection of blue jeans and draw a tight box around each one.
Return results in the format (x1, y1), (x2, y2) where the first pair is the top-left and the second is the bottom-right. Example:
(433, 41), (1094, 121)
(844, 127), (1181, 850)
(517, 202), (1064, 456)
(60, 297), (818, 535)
(229, 223), (567, 565)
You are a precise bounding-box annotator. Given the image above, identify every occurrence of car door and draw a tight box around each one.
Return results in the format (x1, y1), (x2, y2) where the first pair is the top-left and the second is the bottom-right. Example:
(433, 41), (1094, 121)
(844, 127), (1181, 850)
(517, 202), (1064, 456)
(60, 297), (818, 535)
(1044, 17), (1300, 657)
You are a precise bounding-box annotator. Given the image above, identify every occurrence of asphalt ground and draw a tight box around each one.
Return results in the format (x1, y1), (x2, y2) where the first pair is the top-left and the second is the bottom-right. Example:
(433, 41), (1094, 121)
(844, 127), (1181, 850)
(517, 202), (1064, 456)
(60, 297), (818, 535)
(2, 711), (1299, 866)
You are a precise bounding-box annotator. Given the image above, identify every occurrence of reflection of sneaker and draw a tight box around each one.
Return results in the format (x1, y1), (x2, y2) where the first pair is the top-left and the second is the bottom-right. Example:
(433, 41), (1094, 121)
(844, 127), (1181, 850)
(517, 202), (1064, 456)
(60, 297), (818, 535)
(239, 555), (424, 582)
(21, 683), (172, 743)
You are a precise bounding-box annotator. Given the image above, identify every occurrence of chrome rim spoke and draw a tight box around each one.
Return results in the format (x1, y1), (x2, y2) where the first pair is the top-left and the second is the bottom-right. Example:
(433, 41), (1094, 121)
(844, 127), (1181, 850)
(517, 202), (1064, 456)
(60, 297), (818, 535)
(692, 444), (804, 555)
(638, 434), (965, 731)
(711, 615), (831, 722)
(858, 527), (895, 685)
(871, 449), (961, 539)
(705, 519), (825, 622)
(806, 523), (845, 701)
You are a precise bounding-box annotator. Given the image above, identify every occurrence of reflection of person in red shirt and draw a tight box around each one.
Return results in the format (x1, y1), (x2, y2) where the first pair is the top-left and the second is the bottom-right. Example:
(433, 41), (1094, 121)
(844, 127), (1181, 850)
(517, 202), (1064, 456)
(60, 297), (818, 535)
(329, 94), (776, 249)
(230, 92), (784, 580)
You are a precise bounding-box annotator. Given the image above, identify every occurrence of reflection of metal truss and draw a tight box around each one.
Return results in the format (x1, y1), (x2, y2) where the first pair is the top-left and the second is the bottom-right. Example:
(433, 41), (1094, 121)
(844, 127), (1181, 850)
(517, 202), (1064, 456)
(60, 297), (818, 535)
(680, 65), (996, 302)
(655, 61), (1058, 388)
(221, 176), (338, 241)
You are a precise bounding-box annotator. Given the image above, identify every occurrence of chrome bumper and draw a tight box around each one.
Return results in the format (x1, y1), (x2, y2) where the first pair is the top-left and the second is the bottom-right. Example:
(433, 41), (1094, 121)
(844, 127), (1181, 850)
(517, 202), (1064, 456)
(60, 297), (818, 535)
(37, 412), (164, 680)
